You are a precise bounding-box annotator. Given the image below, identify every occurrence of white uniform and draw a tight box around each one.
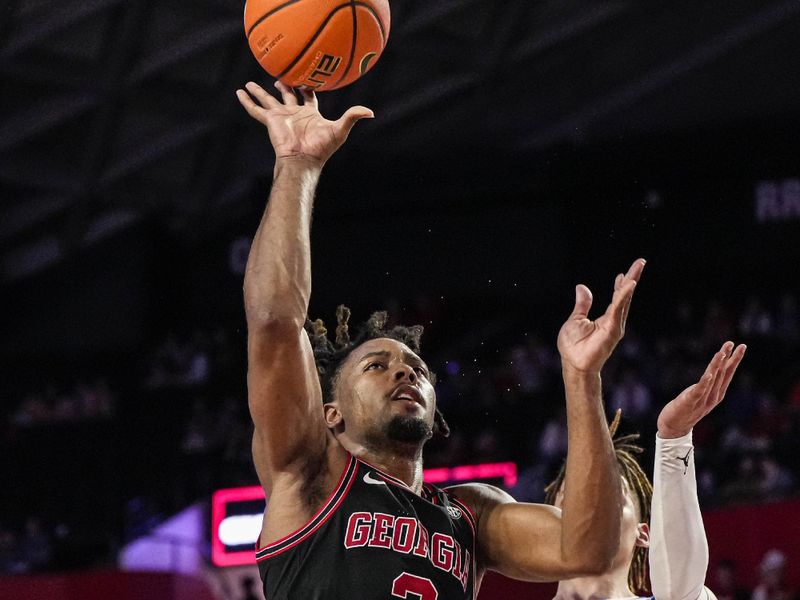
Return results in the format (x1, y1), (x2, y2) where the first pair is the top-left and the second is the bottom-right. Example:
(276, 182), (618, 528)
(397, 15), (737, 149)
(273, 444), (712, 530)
(649, 431), (718, 600)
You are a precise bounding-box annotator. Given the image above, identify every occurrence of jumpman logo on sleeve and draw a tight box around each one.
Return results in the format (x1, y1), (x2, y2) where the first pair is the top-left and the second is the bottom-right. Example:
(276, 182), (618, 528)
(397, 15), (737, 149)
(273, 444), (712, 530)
(675, 449), (692, 475)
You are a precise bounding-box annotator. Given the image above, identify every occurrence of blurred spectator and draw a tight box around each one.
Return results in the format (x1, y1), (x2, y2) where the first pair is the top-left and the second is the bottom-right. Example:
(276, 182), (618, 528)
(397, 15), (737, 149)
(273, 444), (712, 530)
(10, 379), (115, 427)
(722, 372), (761, 426)
(739, 296), (774, 338)
(721, 455), (764, 505)
(608, 369), (652, 423)
(0, 527), (25, 575)
(775, 294), (799, 345)
(702, 301), (735, 350)
(19, 517), (52, 573)
(760, 456), (795, 501)
(472, 428), (506, 463)
(713, 559), (750, 600)
(537, 409), (567, 464)
(435, 431), (468, 468)
(752, 549), (795, 600)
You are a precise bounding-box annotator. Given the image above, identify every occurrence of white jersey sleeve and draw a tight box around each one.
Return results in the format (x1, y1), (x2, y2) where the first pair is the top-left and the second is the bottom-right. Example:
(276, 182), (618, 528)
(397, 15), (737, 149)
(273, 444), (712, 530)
(649, 431), (715, 600)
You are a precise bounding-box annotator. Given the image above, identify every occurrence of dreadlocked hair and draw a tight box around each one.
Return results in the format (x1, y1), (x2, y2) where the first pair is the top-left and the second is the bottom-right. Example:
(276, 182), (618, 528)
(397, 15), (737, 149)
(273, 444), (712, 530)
(305, 305), (450, 438)
(543, 409), (653, 596)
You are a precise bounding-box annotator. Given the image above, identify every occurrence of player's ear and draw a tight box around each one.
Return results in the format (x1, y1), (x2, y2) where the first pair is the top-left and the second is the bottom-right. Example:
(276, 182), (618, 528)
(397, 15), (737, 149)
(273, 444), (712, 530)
(634, 523), (650, 548)
(324, 403), (343, 429)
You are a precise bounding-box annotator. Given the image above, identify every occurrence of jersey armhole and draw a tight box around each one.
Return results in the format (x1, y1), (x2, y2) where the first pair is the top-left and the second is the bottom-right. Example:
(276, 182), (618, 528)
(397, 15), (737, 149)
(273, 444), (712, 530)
(255, 453), (357, 561)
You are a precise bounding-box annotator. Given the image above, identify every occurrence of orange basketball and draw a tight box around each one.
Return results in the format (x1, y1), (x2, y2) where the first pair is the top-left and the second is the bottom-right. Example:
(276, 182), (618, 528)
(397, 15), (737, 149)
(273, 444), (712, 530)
(244, 0), (390, 92)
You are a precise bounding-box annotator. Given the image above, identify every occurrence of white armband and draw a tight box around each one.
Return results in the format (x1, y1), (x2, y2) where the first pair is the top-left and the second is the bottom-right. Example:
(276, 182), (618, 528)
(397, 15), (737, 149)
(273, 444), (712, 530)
(649, 431), (711, 600)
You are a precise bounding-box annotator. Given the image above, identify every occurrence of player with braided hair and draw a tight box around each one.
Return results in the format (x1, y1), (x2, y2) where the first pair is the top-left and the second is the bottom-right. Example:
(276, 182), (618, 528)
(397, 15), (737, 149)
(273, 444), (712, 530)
(305, 305), (450, 439)
(236, 80), (645, 599)
(545, 411), (653, 594)
(545, 342), (746, 600)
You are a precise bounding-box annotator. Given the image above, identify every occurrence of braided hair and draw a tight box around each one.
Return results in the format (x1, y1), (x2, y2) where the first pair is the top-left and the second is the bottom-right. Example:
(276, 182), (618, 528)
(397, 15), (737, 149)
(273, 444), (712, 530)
(305, 305), (450, 438)
(543, 409), (652, 595)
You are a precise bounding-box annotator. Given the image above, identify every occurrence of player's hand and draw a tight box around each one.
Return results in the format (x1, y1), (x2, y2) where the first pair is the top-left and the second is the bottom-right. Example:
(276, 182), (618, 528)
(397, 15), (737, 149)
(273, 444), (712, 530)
(557, 259), (646, 375)
(236, 81), (373, 168)
(657, 341), (746, 438)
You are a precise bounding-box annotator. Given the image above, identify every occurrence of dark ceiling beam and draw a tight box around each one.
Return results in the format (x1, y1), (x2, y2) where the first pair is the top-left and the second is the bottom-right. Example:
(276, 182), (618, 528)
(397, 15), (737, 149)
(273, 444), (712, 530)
(95, 121), (217, 188)
(399, 0), (487, 34)
(58, 2), (156, 256)
(521, 0), (800, 149)
(0, 93), (98, 151)
(0, 0), (124, 59)
(186, 42), (259, 216)
(128, 21), (241, 83)
(512, 2), (629, 62)
(370, 72), (480, 128)
(0, 235), (61, 281)
(0, 196), (72, 242)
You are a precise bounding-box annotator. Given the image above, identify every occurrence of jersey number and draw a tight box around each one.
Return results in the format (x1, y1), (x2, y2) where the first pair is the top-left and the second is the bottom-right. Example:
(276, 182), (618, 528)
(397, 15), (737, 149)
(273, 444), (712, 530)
(391, 572), (438, 600)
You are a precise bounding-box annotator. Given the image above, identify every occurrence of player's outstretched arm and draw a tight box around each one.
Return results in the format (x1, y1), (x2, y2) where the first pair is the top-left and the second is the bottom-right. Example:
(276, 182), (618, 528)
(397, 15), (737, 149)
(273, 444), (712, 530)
(238, 81), (373, 489)
(453, 260), (645, 581)
(650, 342), (745, 600)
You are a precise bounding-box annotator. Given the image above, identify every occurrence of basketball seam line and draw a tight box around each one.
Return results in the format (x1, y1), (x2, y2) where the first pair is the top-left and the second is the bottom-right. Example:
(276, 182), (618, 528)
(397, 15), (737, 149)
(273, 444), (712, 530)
(273, 2), (387, 83)
(354, 1), (386, 44)
(275, 3), (350, 80)
(331, 0), (359, 89)
(245, 0), (303, 39)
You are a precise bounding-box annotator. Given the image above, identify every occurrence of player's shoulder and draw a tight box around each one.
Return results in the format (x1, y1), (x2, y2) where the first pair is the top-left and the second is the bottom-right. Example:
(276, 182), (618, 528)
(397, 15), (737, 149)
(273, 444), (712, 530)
(443, 482), (516, 519)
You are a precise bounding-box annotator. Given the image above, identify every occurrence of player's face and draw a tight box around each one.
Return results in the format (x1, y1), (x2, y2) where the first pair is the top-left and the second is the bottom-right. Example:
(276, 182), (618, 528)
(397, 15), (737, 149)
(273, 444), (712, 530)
(330, 338), (437, 447)
(554, 476), (648, 574)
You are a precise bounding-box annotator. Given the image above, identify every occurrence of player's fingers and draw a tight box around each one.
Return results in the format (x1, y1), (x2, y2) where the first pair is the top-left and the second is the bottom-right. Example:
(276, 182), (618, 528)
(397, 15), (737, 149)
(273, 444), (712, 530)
(614, 273), (624, 292)
(712, 344), (747, 407)
(707, 342), (732, 377)
(275, 80), (299, 106)
(245, 81), (281, 109)
(697, 345), (728, 403)
(624, 258), (647, 284)
(335, 105), (374, 136)
(570, 284), (593, 320)
(692, 372), (716, 405)
(706, 343), (734, 403)
(299, 86), (318, 109)
(606, 277), (637, 332)
(615, 259), (645, 327)
(707, 343), (740, 406)
(236, 89), (267, 121)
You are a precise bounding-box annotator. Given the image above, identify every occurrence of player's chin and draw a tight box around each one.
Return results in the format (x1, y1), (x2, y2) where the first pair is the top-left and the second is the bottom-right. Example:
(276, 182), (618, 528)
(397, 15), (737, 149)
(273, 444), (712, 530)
(386, 414), (433, 444)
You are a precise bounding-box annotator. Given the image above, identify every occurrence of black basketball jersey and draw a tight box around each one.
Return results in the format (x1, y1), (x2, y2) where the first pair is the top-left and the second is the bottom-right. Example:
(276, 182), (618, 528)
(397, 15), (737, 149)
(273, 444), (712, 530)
(256, 453), (477, 599)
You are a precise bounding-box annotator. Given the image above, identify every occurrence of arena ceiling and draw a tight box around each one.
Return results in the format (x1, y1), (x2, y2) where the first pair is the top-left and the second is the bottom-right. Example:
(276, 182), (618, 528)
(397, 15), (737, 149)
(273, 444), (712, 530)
(2, 0), (800, 282)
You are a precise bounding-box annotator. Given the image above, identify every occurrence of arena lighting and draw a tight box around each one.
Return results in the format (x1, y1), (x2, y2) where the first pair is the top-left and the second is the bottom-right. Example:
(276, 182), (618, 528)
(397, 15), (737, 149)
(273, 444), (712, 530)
(211, 461), (517, 567)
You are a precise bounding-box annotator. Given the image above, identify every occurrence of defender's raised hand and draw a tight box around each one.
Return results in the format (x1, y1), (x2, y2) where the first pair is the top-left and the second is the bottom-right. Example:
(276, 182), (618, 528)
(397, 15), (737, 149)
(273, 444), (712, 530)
(236, 81), (373, 167)
(657, 341), (747, 438)
(557, 259), (646, 374)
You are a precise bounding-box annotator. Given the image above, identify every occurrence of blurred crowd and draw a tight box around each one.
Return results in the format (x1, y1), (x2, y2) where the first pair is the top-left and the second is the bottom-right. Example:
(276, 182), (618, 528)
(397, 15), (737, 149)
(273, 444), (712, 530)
(1, 291), (798, 590)
(9, 378), (115, 427)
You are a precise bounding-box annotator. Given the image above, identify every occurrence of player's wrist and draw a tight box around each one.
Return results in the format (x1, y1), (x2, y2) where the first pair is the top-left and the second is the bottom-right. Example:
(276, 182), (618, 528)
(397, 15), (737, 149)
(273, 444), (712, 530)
(657, 425), (691, 439)
(274, 154), (326, 173)
(560, 360), (602, 380)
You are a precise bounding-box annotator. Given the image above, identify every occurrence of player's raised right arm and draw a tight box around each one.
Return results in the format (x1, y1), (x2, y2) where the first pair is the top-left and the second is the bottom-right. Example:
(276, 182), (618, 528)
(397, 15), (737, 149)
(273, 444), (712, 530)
(237, 81), (373, 485)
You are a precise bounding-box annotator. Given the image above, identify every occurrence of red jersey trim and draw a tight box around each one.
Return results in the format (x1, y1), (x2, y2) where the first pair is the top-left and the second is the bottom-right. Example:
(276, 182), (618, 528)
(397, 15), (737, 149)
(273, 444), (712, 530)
(255, 454), (357, 561)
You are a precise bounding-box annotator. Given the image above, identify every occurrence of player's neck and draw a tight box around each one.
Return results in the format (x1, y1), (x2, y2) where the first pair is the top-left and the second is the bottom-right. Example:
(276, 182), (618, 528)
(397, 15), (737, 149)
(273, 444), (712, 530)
(357, 446), (425, 493)
(337, 431), (427, 493)
(553, 565), (635, 600)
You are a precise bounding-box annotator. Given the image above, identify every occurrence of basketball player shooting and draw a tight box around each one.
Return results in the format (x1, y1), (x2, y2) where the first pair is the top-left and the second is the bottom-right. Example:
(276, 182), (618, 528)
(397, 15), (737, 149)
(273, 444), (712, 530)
(236, 80), (645, 598)
(546, 342), (747, 599)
